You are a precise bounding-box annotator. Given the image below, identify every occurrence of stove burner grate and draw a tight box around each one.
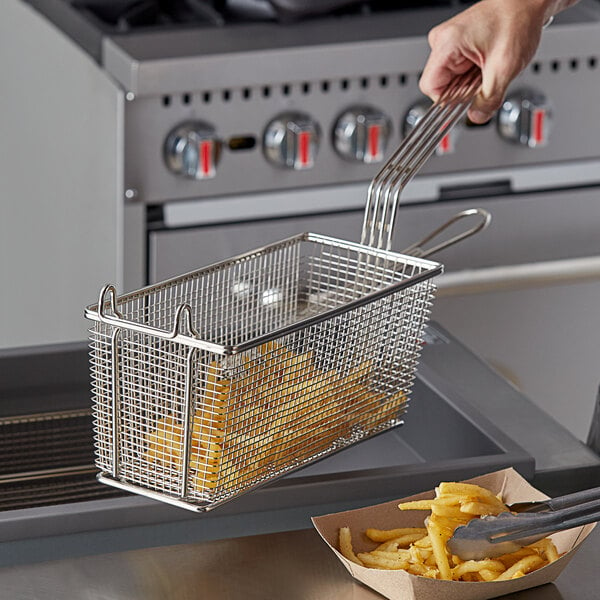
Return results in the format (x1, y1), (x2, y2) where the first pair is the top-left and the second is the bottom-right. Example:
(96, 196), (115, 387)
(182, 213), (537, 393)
(71, 0), (478, 32)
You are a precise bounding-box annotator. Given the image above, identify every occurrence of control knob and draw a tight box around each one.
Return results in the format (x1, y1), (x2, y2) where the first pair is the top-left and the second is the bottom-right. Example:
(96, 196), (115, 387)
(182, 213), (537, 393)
(404, 101), (457, 155)
(498, 89), (551, 148)
(333, 106), (392, 163)
(164, 121), (221, 179)
(263, 112), (321, 170)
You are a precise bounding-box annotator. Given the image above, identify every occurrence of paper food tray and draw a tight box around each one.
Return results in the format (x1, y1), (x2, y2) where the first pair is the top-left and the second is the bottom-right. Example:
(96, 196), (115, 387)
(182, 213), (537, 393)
(312, 468), (595, 600)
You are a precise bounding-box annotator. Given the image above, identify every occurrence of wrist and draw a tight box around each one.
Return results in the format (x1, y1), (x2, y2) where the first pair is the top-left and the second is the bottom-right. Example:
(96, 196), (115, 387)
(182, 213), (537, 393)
(537, 0), (579, 21)
(525, 0), (559, 24)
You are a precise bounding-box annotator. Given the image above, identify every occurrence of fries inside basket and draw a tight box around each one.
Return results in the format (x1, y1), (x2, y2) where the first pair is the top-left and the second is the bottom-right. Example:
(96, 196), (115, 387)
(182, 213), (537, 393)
(143, 341), (407, 496)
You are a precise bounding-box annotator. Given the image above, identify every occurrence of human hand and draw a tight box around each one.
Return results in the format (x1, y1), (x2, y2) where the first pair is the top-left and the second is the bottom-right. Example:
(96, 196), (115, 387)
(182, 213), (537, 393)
(419, 0), (557, 124)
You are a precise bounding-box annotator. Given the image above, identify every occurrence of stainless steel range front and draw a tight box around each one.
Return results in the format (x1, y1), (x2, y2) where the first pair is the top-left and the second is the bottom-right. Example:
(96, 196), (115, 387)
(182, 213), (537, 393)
(2, 0), (600, 438)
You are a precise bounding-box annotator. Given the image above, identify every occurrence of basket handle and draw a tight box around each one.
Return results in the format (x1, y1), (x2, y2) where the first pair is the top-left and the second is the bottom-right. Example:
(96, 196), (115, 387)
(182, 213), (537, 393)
(361, 67), (482, 250)
(400, 208), (491, 259)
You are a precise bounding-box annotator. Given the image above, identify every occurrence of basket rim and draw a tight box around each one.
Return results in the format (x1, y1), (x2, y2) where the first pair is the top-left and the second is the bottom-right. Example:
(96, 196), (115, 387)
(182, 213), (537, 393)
(85, 232), (443, 355)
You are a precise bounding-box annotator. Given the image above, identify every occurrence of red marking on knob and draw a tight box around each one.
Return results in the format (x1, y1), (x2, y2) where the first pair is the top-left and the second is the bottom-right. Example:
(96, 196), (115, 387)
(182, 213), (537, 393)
(200, 140), (213, 176)
(532, 109), (545, 145)
(368, 124), (380, 159)
(298, 131), (310, 166)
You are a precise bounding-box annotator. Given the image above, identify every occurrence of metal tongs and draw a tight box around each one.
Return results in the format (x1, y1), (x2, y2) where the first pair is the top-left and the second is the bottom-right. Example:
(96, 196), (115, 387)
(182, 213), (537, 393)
(448, 486), (600, 560)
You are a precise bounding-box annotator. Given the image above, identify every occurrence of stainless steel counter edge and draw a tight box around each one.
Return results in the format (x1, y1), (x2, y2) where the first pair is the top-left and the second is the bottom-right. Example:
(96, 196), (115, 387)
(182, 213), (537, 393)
(0, 454), (528, 543)
(1, 524), (598, 600)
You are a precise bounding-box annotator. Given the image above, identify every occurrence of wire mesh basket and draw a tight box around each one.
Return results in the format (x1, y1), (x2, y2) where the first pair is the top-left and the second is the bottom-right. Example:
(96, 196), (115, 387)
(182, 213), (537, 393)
(86, 70), (486, 511)
(86, 234), (441, 511)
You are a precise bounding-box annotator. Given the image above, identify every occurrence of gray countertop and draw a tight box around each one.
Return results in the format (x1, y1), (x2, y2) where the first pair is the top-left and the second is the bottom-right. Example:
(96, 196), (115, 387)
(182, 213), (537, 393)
(1, 525), (598, 600)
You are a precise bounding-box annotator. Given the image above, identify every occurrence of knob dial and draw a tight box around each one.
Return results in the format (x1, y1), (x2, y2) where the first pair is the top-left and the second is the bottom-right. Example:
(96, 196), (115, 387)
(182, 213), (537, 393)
(404, 101), (457, 155)
(164, 121), (221, 179)
(333, 106), (392, 163)
(263, 112), (321, 170)
(498, 89), (552, 148)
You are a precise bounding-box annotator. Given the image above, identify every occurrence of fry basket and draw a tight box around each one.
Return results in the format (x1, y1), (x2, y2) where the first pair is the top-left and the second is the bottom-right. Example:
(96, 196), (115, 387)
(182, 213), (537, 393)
(85, 70), (487, 511)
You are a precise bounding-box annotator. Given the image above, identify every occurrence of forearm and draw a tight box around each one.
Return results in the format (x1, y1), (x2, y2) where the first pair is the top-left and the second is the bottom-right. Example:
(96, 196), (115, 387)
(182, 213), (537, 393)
(523, 0), (582, 31)
(496, 0), (581, 29)
(544, 0), (581, 18)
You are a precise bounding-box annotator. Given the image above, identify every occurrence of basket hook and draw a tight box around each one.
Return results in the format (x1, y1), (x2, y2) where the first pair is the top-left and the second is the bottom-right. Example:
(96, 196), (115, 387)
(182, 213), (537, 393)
(171, 303), (199, 339)
(98, 284), (124, 321)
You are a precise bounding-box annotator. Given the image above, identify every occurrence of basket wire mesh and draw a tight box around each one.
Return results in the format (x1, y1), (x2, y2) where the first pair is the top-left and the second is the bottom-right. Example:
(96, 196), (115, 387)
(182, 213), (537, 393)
(86, 71), (484, 511)
(87, 235), (440, 510)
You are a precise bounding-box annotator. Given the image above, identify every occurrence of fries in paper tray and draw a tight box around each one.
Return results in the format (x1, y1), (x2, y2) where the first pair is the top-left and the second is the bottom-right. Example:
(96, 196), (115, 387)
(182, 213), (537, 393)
(312, 468), (595, 600)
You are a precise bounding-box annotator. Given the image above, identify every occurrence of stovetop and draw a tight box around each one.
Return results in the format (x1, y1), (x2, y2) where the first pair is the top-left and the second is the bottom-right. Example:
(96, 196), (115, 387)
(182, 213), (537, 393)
(45, 0), (478, 32)
(25, 0), (481, 60)
(24, 0), (600, 66)
(19, 0), (600, 205)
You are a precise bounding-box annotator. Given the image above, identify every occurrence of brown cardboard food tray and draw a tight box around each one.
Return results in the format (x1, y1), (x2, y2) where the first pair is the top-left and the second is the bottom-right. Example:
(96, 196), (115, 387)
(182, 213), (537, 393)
(312, 468), (595, 600)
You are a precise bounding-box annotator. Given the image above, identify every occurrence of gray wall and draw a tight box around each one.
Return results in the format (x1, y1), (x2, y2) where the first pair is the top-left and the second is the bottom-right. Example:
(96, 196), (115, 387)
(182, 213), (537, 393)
(1, 0), (123, 349)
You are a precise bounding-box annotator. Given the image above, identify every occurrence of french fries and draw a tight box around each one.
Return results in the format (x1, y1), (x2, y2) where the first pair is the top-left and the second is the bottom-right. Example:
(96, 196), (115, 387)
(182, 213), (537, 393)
(143, 341), (407, 494)
(338, 481), (561, 582)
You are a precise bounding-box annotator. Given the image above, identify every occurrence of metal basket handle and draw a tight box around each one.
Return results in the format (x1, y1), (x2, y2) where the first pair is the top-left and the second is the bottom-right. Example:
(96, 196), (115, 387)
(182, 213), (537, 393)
(361, 66), (482, 251)
(401, 208), (491, 259)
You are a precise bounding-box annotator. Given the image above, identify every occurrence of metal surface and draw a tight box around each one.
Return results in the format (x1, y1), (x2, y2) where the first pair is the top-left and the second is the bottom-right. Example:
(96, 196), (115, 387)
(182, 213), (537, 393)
(85, 233), (441, 511)
(15, 0), (592, 206)
(401, 208), (491, 260)
(5, 323), (600, 567)
(149, 182), (600, 287)
(263, 111), (321, 170)
(498, 89), (552, 148)
(362, 67), (481, 250)
(163, 120), (221, 179)
(0, 323), (535, 529)
(112, 7), (600, 205)
(333, 105), (392, 164)
(1, 526), (599, 600)
(0, 409), (123, 510)
(0, 409), (93, 475)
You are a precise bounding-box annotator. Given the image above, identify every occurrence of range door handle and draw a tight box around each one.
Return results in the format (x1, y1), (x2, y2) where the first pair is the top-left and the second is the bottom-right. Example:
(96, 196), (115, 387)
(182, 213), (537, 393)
(437, 256), (600, 296)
